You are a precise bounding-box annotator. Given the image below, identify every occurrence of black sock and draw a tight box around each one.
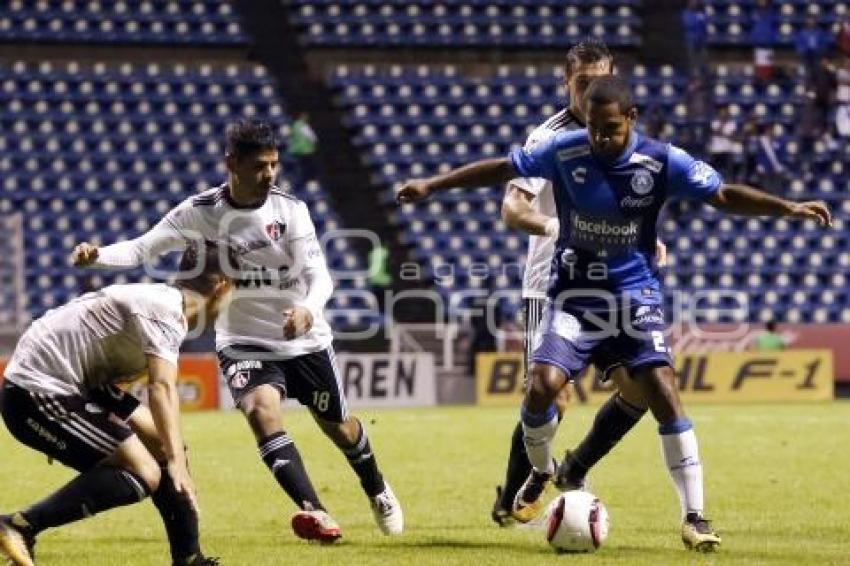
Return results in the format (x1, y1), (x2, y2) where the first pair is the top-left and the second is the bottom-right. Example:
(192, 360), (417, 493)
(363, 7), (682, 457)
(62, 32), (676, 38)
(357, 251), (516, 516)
(22, 466), (150, 534)
(499, 421), (531, 511)
(341, 421), (384, 498)
(259, 432), (324, 511)
(568, 393), (646, 483)
(152, 465), (200, 563)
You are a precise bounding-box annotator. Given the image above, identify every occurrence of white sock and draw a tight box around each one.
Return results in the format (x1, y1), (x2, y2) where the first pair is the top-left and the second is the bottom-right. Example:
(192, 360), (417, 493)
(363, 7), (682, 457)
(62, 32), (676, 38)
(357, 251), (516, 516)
(660, 421), (704, 519)
(521, 406), (558, 475)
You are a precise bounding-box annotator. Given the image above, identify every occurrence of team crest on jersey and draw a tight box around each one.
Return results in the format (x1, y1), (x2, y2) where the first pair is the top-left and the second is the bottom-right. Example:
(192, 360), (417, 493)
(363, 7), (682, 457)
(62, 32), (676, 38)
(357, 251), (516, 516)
(630, 169), (654, 195)
(230, 371), (250, 389)
(265, 221), (286, 241)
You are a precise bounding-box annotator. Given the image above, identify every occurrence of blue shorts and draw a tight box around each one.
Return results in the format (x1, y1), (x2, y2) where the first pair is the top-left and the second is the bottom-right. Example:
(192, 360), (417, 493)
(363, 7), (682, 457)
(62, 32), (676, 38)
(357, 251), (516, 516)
(530, 290), (673, 380)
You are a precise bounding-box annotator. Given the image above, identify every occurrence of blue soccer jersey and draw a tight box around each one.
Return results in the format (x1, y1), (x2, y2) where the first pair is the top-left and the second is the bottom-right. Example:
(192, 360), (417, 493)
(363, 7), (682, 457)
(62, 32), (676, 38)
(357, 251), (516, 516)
(510, 129), (722, 297)
(509, 129), (723, 375)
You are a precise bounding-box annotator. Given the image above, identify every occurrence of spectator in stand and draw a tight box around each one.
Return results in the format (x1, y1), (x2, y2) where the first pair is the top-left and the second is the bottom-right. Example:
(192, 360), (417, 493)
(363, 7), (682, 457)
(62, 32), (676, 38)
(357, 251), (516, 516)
(681, 0), (709, 76)
(754, 320), (787, 351)
(366, 241), (392, 312)
(795, 17), (833, 87)
(643, 105), (668, 140)
(287, 113), (319, 184)
(750, 0), (779, 82)
(754, 123), (789, 194)
(685, 76), (712, 156)
(708, 106), (738, 179)
(740, 116), (760, 182)
(836, 56), (850, 138)
(837, 16), (850, 58)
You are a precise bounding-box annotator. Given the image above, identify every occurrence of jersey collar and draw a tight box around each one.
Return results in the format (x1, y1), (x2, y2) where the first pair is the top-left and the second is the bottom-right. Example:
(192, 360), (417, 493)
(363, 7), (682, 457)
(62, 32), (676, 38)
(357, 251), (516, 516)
(222, 184), (268, 210)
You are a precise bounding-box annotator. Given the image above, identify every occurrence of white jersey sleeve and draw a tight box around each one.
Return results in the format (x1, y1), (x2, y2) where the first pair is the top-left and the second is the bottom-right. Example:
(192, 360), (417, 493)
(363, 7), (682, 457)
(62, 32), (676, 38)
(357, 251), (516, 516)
(287, 202), (333, 317)
(122, 286), (186, 368)
(130, 313), (184, 367)
(94, 198), (205, 268)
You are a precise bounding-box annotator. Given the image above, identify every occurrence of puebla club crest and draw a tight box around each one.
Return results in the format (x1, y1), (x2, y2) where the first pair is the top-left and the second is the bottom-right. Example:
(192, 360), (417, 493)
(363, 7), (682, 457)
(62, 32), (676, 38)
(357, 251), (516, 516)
(630, 169), (654, 195)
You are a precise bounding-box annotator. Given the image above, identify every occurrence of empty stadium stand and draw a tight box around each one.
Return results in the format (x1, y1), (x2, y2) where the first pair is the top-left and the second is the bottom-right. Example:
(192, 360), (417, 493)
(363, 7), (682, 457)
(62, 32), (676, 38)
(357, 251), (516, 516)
(288, 0), (643, 47)
(0, 60), (372, 330)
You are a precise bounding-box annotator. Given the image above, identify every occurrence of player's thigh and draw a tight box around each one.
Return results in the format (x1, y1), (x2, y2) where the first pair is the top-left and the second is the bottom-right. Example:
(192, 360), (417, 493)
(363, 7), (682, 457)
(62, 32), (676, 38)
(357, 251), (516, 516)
(0, 381), (135, 472)
(528, 308), (597, 395)
(218, 345), (289, 409)
(218, 345), (287, 436)
(284, 348), (348, 424)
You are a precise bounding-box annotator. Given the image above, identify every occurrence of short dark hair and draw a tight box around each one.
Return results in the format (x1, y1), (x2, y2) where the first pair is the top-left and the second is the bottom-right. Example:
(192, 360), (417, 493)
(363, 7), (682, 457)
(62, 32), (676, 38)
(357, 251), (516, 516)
(176, 240), (237, 295)
(583, 75), (634, 114)
(766, 320), (778, 332)
(225, 120), (280, 158)
(565, 39), (613, 76)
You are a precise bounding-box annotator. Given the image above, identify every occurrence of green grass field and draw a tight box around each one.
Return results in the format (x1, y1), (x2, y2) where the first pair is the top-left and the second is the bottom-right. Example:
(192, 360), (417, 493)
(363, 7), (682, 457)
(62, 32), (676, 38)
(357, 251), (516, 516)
(2, 403), (849, 565)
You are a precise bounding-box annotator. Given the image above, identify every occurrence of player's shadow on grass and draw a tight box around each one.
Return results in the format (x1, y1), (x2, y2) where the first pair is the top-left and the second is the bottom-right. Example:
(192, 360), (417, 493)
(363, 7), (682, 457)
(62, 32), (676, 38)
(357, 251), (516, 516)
(376, 536), (551, 553)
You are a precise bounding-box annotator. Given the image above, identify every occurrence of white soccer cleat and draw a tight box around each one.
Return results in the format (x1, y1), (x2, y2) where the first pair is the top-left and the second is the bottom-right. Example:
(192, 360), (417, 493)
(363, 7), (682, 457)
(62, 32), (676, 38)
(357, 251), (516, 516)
(370, 482), (403, 535)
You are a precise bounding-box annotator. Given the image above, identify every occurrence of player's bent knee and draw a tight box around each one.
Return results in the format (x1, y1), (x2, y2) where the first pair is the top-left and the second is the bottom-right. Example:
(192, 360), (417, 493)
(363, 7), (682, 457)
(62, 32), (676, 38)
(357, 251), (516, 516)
(633, 364), (685, 423)
(316, 414), (359, 445)
(134, 457), (162, 493)
(240, 387), (283, 434)
(526, 364), (568, 413)
(611, 370), (648, 410)
(106, 435), (162, 492)
(529, 364), (568, 398)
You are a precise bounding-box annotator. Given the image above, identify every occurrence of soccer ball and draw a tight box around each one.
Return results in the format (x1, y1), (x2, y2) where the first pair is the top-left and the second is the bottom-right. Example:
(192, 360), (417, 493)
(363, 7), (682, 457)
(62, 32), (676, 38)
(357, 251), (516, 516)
(545, 491), (609, 553)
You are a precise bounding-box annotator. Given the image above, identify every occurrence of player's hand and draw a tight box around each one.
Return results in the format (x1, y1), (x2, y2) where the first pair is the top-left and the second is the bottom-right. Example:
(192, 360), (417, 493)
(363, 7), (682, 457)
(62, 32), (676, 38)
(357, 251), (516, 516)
(283, 305), (314, 340)
(788, 200), (832, 227)
(655, 239), (668, 268)
(395, 179), (433, 204)
(71, 242), (99, 266)
(167, 460), (200, 514)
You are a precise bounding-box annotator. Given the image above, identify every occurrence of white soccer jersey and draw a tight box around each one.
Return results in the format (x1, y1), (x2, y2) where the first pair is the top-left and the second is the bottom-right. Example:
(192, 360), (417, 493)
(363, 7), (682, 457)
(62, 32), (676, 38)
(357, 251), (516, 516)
(4, 284), (185, 396)
(93, 185), (334, 358)
(511, 108), (584, 299)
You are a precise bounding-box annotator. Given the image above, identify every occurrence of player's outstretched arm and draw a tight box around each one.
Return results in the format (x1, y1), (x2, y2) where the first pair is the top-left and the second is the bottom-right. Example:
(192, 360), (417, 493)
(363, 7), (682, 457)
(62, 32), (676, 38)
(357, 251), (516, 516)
(396, 157), (518, 203)
(707, 184), (832, 226)
(71, 205), (198, 268)
(501, 183), (559, 237)
(146, 354), (199, 513)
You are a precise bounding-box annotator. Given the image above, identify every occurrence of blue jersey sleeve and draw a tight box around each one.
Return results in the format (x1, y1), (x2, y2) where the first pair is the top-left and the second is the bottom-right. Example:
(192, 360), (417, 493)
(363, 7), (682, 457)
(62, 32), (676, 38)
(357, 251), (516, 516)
(666, 144), (723, 201)
(509, 132), (559, 181)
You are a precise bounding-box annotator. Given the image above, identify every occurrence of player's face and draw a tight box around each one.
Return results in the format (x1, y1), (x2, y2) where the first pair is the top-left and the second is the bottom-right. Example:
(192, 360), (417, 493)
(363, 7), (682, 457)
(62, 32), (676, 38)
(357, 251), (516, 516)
(228, 149), (279, 198)
(566, 59), (612, 115)
(586, 100), (637, 159)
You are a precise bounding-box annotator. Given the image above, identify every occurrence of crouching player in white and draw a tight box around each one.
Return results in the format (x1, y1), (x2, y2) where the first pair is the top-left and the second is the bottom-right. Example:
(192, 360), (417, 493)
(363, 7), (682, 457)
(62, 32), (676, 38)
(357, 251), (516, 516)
(0, 242), (232, 566)
(71, 120), (402, 543)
